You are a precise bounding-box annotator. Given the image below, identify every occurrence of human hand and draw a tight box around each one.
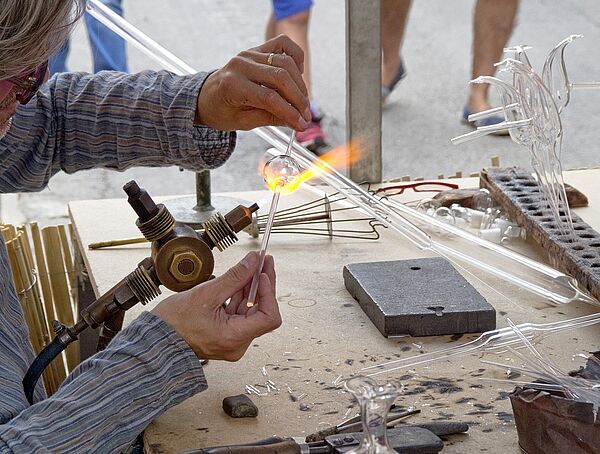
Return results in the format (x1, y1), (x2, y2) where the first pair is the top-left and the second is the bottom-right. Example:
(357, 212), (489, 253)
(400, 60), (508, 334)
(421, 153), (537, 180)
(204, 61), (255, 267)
(152, 251), (281, 361)
(195, 34), (311, 131)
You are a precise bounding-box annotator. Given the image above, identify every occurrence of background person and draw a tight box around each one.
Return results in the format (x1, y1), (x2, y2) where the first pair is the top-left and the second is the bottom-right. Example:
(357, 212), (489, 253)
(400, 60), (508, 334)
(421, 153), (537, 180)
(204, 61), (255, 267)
(381, 0), (520, 131)
(266, 0), (329, 153)
(49, 0), (128, 74)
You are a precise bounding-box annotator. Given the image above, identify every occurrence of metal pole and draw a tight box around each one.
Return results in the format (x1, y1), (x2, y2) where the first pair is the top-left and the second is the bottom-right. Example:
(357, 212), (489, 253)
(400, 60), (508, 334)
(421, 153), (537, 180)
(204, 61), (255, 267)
(194, 170), (213, 211)
(346, 0), (382, 183)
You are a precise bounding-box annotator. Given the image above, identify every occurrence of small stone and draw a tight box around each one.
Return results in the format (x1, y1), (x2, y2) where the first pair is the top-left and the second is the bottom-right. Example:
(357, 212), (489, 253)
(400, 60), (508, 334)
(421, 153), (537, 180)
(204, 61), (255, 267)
(299, 403), (311, 411)
(222, 394), (258, 418)
(345, 359), (354, 365)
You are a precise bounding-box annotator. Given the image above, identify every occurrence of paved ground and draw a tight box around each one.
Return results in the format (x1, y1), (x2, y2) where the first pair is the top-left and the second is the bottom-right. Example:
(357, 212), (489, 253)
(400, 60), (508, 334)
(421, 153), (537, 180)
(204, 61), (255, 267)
(3, 0), (600, 225)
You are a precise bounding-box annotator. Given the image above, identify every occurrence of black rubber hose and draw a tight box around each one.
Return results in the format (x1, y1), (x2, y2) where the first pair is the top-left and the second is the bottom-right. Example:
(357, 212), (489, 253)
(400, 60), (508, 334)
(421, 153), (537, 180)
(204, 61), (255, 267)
(23, 336), (70, 405)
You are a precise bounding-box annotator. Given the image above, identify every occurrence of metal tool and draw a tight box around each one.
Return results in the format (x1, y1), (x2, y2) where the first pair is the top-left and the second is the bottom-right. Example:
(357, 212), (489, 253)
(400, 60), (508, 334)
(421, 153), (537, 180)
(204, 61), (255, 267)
(305, 408), (420, 442)
(86, 190), (385, 250)
(183, 426), (448, 454)
(23, 180), (258, 404)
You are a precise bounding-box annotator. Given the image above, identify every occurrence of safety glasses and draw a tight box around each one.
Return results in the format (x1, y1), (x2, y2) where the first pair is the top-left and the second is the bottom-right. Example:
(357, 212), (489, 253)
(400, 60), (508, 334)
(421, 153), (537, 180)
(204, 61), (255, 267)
(0, 61), (48, 105)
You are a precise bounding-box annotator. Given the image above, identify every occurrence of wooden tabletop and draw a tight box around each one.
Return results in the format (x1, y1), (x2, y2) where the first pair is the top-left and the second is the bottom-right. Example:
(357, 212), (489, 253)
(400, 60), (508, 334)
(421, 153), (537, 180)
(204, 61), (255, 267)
(69, 170), (600, 453)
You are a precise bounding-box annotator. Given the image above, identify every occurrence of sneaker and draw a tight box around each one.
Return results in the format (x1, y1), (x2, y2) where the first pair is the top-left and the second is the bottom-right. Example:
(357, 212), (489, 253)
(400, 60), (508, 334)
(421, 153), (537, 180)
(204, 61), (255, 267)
(381, 59), (406, 104)
(461, 105), (509, 136)
(297, 106), (329, 155)
(297, 121), (328, 155)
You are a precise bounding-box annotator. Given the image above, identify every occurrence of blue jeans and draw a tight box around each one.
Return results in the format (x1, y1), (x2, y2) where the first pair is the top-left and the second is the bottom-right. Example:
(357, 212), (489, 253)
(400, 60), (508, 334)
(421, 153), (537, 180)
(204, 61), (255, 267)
(49, 0), (128, 74)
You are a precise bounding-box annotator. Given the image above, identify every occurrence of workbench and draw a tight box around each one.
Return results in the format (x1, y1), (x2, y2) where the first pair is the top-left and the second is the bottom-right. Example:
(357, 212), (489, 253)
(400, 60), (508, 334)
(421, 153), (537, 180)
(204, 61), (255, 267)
(69, 170), (600, 453)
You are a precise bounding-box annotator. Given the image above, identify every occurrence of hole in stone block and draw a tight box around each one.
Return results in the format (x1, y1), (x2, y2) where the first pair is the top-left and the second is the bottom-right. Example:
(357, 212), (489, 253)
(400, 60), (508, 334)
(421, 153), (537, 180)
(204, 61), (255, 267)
(574, 225), (585, 231)
(559, 236), (576, 243)
(579, 233), (596, 239)
(572, 245), (585, 251)
(521, 181), (537, 187)
(427, 306), (445, 317)
(409, 266), (421, 271)
(591, 263), (600, 268)
(531, 211), (543, 217)
(590, 242), (600, 248)
(582, 253), (595, 259)
(498, 176), (511, 182)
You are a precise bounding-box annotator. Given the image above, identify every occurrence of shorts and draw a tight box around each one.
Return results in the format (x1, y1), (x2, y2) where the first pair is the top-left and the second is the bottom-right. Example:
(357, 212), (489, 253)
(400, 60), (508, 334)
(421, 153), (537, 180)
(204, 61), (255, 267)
(272, 0), (313, 21)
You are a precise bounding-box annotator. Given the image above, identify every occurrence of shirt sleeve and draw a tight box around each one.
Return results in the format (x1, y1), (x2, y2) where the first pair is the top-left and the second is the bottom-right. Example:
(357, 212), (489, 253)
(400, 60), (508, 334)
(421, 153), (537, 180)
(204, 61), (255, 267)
(0, 70), (236, 193)
(0, 311), (207, 453)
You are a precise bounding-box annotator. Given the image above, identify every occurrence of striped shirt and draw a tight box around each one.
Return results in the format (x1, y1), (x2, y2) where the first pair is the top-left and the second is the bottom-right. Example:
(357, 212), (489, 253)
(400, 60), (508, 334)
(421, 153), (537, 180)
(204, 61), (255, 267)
(0, 71), (237, 452)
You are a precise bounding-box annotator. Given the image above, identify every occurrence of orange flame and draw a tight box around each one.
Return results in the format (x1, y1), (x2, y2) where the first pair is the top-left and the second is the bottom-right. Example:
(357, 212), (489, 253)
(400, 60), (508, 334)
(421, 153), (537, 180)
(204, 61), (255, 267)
(261, 140), (362, 194)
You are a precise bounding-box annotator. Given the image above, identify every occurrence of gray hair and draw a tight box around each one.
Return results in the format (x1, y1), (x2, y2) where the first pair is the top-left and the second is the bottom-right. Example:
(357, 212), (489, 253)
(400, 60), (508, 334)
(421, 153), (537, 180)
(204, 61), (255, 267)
(0, 0), (86, 79)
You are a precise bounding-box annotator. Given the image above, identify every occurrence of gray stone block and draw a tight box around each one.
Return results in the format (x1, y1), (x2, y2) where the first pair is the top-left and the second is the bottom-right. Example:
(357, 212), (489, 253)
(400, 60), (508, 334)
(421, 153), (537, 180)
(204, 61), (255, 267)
(343, 258), (496, 337)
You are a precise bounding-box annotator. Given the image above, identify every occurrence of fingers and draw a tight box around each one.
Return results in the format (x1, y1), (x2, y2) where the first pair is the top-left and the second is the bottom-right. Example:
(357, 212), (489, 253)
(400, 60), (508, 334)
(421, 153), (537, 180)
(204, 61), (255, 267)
(240, 273), (282, 335)
(239, 49), (308, 101)
(253, 273), (282, 332)
(208, 251), (258, 302)
(254, 34), (305, 74)
(262, 255), (276, 294)
(228, 76), (310, 131)
(226, 290), (245, 315)
(224, 53), (309, 125)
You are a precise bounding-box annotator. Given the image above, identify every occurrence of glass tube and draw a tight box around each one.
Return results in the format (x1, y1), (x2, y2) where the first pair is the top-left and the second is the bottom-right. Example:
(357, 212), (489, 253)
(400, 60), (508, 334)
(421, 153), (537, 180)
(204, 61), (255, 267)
(256, 126), (596, 306)
(86, 0), (196, 75)
(362, 311), (600, 376)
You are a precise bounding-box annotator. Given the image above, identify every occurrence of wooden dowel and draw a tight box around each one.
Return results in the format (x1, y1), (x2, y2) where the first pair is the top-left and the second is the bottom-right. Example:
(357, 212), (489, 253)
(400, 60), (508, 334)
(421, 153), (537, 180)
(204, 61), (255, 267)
(42, 226), (79, 371)
(30, 223), (54, 329)
(88, 236), (148, 250)
(1, 225), (16, 242)
(57, 224), (76, 299)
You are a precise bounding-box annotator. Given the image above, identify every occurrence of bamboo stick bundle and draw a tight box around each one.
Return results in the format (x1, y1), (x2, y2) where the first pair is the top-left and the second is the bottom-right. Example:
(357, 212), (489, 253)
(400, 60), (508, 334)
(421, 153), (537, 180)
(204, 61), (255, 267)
(15, 230), (63, 394)
(14, 229), (48, 349)
(3, 229), (59, 394)
(5, 236), (43, 352)
(19, 226), (68, 390)
(41, 226), (79, 371)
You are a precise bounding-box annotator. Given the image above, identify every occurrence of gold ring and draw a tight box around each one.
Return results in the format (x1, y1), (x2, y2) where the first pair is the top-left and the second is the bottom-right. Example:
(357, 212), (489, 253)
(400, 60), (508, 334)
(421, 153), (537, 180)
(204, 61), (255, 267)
(267, 52), (275, 66)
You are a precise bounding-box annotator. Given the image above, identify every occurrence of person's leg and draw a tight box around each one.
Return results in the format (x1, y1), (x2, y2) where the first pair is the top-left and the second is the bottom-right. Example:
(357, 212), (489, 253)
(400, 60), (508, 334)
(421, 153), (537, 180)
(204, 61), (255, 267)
(271, 0), (327, 152)
(48, 41), (70, 75)
(265, 12), (277, 41)
(85, 0), (128, 73)
(381, 0), (411, 88)
(468, 0), (519, 113)
(272, 8), (312, 98)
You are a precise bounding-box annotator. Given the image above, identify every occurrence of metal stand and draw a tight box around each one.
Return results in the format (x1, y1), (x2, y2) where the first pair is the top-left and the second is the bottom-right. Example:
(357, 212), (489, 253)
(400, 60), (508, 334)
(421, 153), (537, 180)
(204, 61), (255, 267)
(346, 0), (382, 183)
(164, 171), (249, 228)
